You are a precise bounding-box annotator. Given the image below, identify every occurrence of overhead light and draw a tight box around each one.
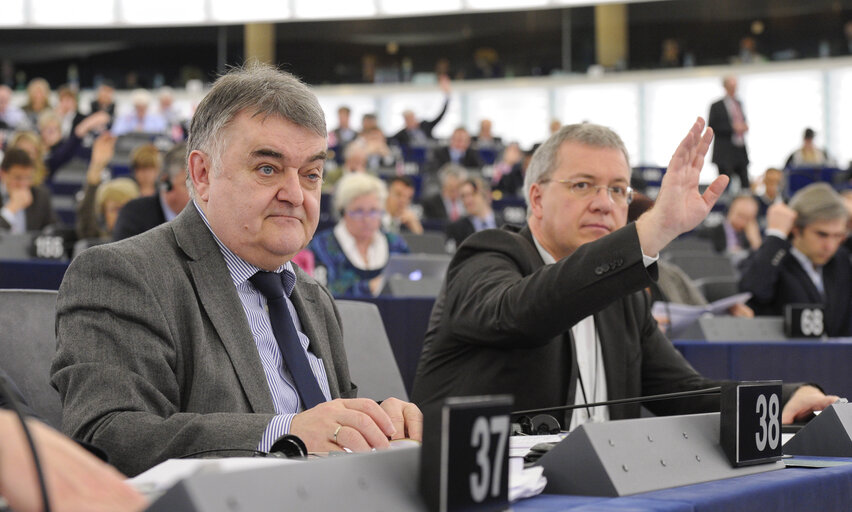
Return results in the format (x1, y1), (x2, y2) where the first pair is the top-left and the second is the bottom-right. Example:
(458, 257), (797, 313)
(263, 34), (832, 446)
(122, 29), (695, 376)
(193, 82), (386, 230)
(467, 0), (549, 10)
(210, 0), (290, 23)
(120, 0), (206, 25)
(293, 0), (377, 20)
(380, 0), (462, 15)
(31, 0), (114, 26)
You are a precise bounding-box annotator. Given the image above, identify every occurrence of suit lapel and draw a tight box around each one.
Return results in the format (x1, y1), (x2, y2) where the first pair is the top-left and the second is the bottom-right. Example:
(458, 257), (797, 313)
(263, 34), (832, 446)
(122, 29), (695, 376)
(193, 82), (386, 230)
(290, 280), (340, 398)
(174, 206), (275, 414)
(594, 305), (628, 404)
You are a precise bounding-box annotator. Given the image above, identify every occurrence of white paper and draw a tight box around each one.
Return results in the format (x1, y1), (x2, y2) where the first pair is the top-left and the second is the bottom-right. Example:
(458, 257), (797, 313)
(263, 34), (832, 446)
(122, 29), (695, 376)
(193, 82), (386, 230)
(653, 292), (753, 332)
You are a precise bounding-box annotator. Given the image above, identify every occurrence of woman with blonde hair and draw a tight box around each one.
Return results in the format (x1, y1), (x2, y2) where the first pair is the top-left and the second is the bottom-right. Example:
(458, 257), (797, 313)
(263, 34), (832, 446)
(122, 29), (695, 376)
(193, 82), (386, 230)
(22, 77), (52, 129)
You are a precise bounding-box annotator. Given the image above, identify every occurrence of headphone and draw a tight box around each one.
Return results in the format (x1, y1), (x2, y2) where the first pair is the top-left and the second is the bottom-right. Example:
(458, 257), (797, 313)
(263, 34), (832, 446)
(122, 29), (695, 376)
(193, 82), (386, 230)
(159, 170), (173, 192)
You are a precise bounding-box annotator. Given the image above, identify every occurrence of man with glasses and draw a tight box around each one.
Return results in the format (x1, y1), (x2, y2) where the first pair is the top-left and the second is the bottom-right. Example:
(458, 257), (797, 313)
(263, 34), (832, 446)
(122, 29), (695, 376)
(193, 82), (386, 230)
(412, 121), (833, 429)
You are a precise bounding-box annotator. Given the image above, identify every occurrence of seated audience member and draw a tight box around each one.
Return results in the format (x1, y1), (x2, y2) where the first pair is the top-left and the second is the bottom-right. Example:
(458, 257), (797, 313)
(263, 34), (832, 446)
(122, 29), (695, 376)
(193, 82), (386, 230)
(432, 127), (485, 171)
(420, 163), (467, 222)
(384, 176), (424, 235)
(0, 85), (26, 131)
(390, 75), (451, 148)
(698, 194), (762, 264)
(0, 410), (147, 512)
(76, 133), (140, 240)
(361, 126), (400, 171)
(321, 140), (369, 192)
(473, 119), (502, 149)
(445, 176), (501, 250)
(360, 113), (379, 134)
(128, 143), (162, 197)
(22, 78), (52, 130)
(628, 193), (753, 322)
(785, 128), (833, 169)
(90, 81), (116, 124)
(0, 148), (59, 233)
(37, 109), (111, 181)
(52, 64), (421, 477)
(8, 131), (49, 185)
(112, 143), (190, 241)
(310, 173), (409, 297)
(752, 167), (784, 227)
(111, 89), (167, 136)
(411, 120), (834, 428)
(740, 183), (852, 336)
(55, 85), (85, 137)
(491, 142), (526, 198)
(329, 105), (357, 157)
(157, 87), (184, 140)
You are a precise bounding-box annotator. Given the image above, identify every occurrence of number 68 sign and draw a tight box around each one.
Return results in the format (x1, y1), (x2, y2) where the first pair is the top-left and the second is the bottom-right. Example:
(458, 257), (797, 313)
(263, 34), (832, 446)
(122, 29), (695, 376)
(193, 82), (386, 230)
(721, 381), (784, 467)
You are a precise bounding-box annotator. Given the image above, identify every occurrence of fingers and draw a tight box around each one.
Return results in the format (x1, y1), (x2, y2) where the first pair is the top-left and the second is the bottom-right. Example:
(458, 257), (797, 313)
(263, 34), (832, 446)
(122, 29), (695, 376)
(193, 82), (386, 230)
(690, 126), (714, 170)
(701, 175), (729, 208)
(380, 398), (424, 441)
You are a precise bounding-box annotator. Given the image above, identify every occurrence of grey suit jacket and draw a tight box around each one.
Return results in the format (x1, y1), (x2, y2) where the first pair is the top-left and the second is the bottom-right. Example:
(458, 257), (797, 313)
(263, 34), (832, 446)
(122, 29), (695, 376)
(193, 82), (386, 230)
(51, 204), (355, 476)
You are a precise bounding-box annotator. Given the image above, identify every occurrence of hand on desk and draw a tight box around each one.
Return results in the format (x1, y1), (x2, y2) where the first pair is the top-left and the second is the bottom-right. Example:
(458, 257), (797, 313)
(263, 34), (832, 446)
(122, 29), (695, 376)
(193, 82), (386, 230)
(290, 398), (422, 453)
(0, 411), (148, 512)
(782, 385), (840, 424)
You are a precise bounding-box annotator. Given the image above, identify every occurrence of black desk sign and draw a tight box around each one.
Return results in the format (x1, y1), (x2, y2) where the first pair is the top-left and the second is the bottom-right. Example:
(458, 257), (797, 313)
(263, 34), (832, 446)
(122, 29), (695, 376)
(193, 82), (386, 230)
(785, 304), (825, 338)
(721, 381), (784, 467)
(421, 395), (513, 512)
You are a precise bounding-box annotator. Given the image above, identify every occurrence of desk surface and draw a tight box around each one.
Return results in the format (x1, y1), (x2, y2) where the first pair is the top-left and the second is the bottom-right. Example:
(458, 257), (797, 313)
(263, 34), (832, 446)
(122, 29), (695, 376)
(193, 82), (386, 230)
(516, 457), (852, 511)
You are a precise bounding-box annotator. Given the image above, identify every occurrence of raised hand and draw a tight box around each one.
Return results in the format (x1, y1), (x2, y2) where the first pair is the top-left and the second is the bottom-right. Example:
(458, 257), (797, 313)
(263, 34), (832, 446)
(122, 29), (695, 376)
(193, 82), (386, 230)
(635, 117), (729, 256)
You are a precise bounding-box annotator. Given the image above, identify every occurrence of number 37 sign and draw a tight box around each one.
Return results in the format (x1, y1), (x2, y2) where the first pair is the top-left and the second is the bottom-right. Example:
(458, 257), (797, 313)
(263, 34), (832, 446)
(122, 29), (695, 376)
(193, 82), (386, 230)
(721, 381), (784, 467)
(420, 395), (513, 512)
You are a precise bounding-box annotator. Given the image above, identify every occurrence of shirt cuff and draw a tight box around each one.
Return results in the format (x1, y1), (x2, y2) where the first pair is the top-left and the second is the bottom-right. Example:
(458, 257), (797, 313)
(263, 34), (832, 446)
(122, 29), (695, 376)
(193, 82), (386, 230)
(0, 207), (16, 226)
(642, 252), (659, 268)
(764, 229), (787, 240)
(257, 414), (295, 452)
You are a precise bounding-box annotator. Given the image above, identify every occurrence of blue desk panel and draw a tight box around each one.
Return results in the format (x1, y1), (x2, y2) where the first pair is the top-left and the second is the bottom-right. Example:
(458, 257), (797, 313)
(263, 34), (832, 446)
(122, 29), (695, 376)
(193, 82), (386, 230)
(0, 259), (69, 290)
(516, 459), (852, 511)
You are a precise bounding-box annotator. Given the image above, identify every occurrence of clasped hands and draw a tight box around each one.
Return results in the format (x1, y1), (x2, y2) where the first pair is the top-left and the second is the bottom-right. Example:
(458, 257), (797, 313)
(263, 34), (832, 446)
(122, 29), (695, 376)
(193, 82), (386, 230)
(290, 397), (422, 453)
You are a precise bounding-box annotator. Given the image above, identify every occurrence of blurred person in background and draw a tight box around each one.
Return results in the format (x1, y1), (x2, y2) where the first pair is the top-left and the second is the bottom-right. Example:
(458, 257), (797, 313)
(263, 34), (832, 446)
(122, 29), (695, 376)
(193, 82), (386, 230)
(310, 173), (409, 297)
(698, 194), (763, 265)
(112, 143), (189, 241)
(752, 167), (784, 228)
(420, 163), (467, 222)
(740, 183), (852, 336)
(785, 128), (833, 169)
(128, 143), (161, 197)
(55, 85), (85, 137)
(111, 88), (167, 136)
(22, 77), (52, 130)
(383, 175), (423, 235)
(0, 85), (26, 131)
(76, 133), (140, 240)
(391, 75), (451, 148)
(0, 148), (59, 233)
(445, 176), (501, 249)
(709, 75), (750, 192)
(432, 126), (484, 170)
(491, 141), (526, 198)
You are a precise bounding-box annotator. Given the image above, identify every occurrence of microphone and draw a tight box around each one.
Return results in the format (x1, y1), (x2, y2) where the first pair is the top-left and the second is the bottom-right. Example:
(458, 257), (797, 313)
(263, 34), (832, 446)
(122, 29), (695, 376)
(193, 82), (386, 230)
(511, 387), (722, 435)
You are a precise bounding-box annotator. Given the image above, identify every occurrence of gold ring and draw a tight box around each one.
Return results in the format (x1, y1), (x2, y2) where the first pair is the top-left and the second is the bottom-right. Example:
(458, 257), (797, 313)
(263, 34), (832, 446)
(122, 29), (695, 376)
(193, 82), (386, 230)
(333, 425), (342, 444)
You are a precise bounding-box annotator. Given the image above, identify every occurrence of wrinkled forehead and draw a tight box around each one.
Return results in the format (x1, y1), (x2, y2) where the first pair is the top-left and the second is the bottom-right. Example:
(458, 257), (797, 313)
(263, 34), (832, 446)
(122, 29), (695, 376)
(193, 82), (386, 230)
(553, 142), (631, 183)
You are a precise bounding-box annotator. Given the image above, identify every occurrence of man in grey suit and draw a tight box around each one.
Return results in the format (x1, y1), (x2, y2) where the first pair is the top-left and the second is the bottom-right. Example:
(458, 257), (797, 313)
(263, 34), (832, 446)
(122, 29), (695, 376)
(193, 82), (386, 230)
(52, 63), (421, 477)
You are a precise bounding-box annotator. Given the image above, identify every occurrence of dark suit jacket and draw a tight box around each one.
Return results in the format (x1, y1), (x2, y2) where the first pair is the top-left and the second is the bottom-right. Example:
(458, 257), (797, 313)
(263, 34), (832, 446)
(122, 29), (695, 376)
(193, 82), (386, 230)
(0, 186), (59, 232)
(412, 224), (801, 422)
(420, 193), (452, 221)
(431, 147), (485, 170)
(52, 205), (355, 476)
(708, 98), (749, 169)
(444, 212), (503, 249)
(391, 98), (449, 147)
(739, 235), (852, 337)
(112, 194), (166, 241)
(697, 222), (748, 254)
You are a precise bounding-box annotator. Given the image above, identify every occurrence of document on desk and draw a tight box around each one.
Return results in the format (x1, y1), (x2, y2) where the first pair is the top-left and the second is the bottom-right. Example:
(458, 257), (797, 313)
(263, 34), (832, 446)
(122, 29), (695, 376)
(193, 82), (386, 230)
(509, 433), (567, 458)
(653, 293), (752, 332)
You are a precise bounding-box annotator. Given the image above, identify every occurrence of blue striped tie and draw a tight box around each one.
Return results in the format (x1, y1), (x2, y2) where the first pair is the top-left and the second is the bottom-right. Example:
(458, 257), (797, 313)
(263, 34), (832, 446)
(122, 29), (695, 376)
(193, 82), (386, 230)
(249, 271), (326, 409)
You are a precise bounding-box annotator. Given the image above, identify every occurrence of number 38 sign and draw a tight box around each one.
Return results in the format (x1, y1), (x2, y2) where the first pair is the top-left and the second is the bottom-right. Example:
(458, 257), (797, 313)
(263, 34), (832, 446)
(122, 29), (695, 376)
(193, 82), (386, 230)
(420, 395), (513, 512)
(721, 381), (784, 467)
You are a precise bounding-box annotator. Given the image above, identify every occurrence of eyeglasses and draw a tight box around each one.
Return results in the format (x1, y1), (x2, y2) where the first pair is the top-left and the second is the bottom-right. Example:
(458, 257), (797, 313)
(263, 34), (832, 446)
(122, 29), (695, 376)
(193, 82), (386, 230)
(345, 208), (384, 220)
(545, 178), (633, 205)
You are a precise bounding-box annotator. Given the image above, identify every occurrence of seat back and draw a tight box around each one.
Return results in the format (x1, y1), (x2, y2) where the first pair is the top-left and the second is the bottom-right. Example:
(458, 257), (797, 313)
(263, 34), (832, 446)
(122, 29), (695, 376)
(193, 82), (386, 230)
(666, 252), (737, 280)
(401, 232), (448, 255)
(0, 289), (62, 427)
(335, 300), (408, 401)
(694, 276), (741, 303)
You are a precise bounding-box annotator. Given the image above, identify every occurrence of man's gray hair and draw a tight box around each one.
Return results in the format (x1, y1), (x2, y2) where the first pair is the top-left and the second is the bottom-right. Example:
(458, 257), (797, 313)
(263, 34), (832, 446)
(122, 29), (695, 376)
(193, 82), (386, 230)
(523, 123), (630, 215)
(186, 62), (327, 197)
(332, 172), (388, 219)
(789, 182), (848, 229)
(437, 163), (468, 185)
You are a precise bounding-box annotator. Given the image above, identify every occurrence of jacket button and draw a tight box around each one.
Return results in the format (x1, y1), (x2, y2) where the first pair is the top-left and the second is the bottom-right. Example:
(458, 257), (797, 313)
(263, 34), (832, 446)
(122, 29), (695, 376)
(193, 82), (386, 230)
(595, 266), (604, 275)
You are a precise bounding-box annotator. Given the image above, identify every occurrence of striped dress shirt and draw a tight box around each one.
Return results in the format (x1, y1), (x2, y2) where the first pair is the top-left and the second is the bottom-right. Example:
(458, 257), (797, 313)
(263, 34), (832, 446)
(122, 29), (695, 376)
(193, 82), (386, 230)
(195, 202), (331, 451)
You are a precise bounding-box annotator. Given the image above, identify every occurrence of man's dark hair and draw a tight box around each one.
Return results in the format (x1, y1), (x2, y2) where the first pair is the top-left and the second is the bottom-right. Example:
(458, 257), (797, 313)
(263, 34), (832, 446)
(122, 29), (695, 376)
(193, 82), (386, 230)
(388, 176), (415, 189)
(1, 148), (35, 172)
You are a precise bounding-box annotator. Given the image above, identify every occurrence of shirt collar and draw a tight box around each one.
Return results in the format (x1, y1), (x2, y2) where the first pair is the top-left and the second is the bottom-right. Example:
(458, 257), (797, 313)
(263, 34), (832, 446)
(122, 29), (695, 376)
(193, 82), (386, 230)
(193, 201), (294, 294)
